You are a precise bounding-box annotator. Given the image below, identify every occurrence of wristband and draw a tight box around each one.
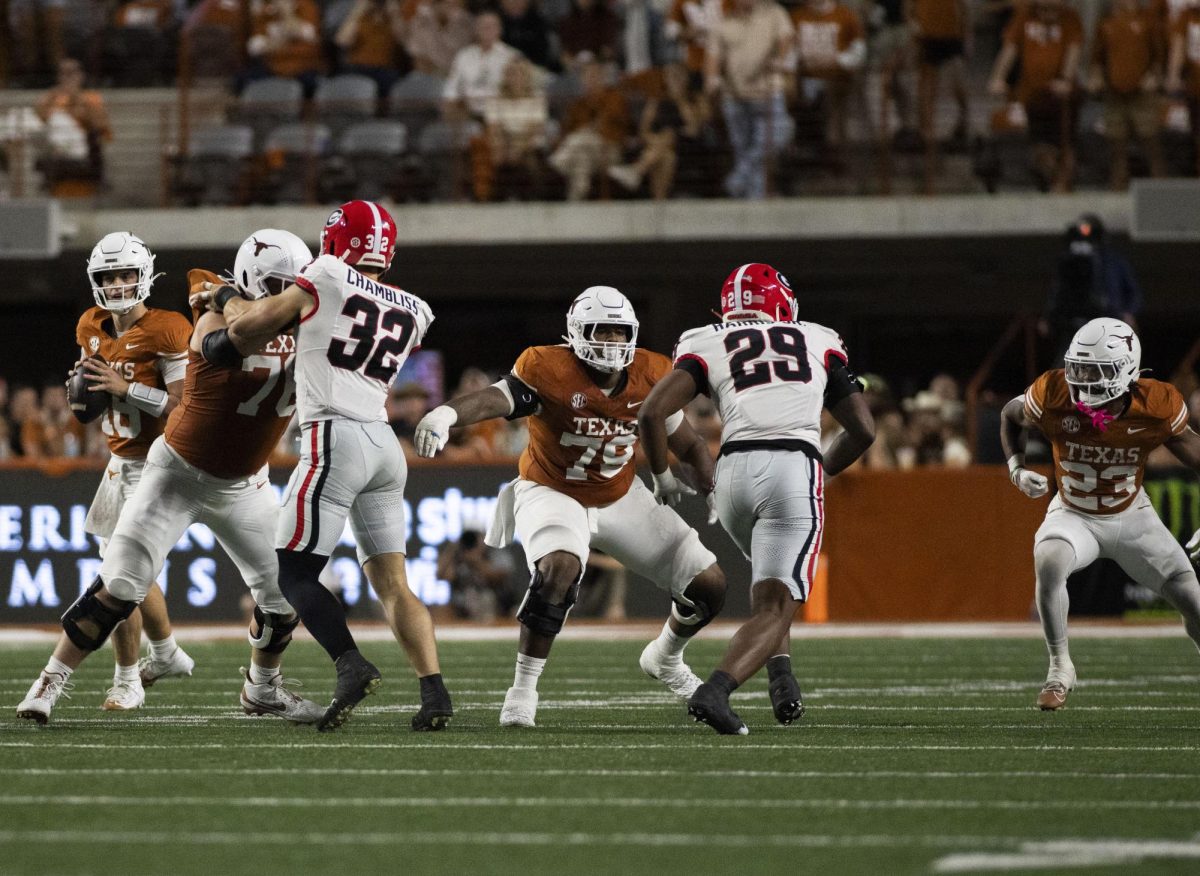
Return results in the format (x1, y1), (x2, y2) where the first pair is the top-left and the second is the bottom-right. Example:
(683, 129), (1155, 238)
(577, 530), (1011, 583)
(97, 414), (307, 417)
(126, 382), (169, 417)
(214, 286), (240, 310)
(1007, 454), (1025, 484)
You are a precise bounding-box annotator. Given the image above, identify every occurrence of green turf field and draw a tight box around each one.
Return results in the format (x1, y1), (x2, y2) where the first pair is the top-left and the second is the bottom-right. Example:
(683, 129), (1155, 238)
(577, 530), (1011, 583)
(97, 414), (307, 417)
(1, 634), (1198, 875)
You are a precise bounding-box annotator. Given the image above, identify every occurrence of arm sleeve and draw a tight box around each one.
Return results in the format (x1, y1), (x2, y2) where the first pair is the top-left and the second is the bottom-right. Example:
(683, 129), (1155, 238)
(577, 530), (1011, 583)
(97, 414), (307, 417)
(673, 355), (709, 396)
(501, 374), (541, 420)
(823, 357), (863, 408)
(201, 328), (245, 368)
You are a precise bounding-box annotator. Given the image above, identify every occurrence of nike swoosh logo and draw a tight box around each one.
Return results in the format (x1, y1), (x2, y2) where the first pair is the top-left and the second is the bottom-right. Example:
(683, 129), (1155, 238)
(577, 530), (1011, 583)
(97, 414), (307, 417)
(626, 401), (643, 409)
(1128, 427), (1146, 434)
(126, 343), (139, 350)
(256, 482), (266, 489)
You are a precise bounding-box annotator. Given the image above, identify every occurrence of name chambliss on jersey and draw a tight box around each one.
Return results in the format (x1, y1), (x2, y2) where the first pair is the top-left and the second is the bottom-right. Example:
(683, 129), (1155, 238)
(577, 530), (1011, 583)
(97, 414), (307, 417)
(293, 255), (434, 424)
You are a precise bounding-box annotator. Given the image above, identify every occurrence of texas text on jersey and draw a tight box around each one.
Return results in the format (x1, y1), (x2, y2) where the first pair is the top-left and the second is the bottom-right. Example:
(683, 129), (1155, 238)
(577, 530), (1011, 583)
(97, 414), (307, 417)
(292, 254), (434, 423)
(163, 269), (298, 479)
(672, 319), (849, 455)
(75, 306), (191, 458)
(508, 344), (674, 507)
(1024, 370), (1188, 514)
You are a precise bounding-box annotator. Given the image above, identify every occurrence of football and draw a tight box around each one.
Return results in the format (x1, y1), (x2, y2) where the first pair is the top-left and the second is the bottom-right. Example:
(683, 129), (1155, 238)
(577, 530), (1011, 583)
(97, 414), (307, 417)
(67, 355), (111, 424)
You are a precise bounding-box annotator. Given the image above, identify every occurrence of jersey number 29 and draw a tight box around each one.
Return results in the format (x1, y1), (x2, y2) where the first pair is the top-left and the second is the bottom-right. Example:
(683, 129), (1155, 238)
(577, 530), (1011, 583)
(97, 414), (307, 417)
(327, 294), (416, 383)
(724, 326), (812, 392)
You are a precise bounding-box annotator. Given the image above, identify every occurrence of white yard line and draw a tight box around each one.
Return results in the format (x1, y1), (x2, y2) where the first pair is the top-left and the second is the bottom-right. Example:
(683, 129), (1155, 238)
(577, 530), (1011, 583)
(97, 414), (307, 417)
(1, 741), (1197, 752)
(933, 839), (1200, 872)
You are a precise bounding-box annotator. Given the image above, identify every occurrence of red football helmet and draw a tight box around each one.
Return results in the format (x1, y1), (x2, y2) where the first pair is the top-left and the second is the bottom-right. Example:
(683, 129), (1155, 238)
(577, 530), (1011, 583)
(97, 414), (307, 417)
(720, 263), (795, 322)
(320, 200), (397, 271)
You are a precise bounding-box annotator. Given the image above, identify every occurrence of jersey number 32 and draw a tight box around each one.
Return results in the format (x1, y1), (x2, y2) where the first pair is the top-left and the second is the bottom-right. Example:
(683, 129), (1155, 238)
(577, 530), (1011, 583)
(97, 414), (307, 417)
(327, 294), (416, 383)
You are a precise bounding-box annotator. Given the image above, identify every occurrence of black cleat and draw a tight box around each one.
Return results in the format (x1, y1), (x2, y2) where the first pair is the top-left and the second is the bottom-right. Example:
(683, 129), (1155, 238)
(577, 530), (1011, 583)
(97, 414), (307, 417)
(317, 650), (381, 732)
(686, 682), (748, 736)
(769, 672), (805, 725)
(411, 700), (453, 732)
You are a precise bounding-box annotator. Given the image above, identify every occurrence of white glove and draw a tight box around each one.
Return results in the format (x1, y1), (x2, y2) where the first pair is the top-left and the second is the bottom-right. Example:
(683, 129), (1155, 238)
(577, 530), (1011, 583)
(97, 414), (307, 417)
(651, 469), (695, 507)
(1186, 530), (1200, 565)
(706, 491), (719, 526)
(414, 405), (457, 458)
(1011, 467), (1049, 499)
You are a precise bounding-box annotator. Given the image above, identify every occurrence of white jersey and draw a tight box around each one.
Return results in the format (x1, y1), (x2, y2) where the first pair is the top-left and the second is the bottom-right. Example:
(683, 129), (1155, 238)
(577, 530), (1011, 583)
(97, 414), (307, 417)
(672, 318), (848, 454)
(293, 254), (434, 423)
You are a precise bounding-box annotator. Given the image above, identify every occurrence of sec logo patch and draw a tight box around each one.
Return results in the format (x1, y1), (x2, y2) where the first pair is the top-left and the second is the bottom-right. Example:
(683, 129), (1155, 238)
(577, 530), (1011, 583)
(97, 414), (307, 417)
(571, 392), (587, 409)
(1062, 415), (1080, 434)
(89, 337), (100, 354)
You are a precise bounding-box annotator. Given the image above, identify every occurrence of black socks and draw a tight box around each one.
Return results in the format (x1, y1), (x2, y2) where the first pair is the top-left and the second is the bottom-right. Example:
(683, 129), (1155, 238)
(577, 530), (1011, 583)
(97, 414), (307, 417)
(276, 549), (357, 662)
(766, 655), (793, 682)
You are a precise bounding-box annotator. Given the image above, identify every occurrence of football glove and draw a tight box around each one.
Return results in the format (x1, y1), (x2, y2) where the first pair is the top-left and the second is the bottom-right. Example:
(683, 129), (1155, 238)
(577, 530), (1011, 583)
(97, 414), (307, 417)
(651, 469), (695, 508)
(1186, 530), (1200, 565)
(1011, 467), (1049, 499)
(414, 405), (457, 458)
(706, 491), (719, 526)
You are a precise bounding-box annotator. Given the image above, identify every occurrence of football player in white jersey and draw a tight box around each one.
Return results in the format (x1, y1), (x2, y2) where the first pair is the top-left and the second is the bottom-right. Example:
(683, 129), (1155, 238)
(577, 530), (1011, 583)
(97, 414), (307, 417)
(640, 264), (876, 734)
(198, 200), (453, 732)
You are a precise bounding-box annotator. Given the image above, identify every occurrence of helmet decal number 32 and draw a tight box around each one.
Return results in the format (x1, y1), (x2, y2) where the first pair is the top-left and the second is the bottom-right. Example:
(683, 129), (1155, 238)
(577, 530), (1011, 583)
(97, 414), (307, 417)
(724, 326), (812, 392)
(327, 294), (416, 383)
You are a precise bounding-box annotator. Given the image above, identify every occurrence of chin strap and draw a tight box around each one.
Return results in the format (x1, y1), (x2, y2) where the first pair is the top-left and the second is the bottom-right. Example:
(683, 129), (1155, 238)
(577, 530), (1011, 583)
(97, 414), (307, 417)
(1076, 401), (1116, 432)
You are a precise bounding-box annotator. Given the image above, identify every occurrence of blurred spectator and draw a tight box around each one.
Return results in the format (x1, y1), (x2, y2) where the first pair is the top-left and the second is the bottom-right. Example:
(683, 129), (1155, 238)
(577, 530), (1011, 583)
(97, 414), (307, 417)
(498, 0), (557, 72)
(557, 0), (621, 71)
(23, 383), (83, 458)
(911, 0), (969, 192)
(10, 0), (65, 84)
(988, 0), (1084, 193)
(1040, 213), (1143, 362)
(1091, 0), (1166, 190)
(443, 11), (520, 117)
(183, 0), (251, 78)
(608, 62), (702, 198)
(1166, 0), (1200, 176)
(334, 0), (408, 94)
(548, 60), (629, 199)
(620, 0), (671, 80)
(387, 380), (431, 452)
(34, 57), (111, 196)
(476, 57), (550, 198)
(666, 0), (723, 85)
(8, 385), (42, 459)
(903, 388), (970, 467)
(246, 0), (324, 97)
(438, 527), (521, 621)
(406, 0), (474, 77)
(105, 0), (178, 86)
(705, 0), (794, 199)
(792, 0), (866, 173)
(870, 0), (915, 148)
(575, 549), (628, 619)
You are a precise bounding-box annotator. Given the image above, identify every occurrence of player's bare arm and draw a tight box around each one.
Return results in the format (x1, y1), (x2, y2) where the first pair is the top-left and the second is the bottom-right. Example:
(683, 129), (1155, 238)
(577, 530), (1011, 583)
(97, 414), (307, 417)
(414, 380), (529, 458)
(823, 391), (875, 476)
(223, 283), (313, 347)
(1171, 428), (1200, 563)
(1000, 395), (1050, 499)
(667, 418), (715, 494)
(639, 369), (703, 506)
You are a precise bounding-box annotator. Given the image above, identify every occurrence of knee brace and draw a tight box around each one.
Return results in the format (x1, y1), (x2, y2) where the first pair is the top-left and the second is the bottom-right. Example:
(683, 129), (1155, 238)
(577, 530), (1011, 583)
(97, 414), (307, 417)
(248, 606), (300, 654)
(671, 598), (708, 628)
(673, 578), (724, 628)
(515, 570), (580, 637)
(61, 577), (137, 652)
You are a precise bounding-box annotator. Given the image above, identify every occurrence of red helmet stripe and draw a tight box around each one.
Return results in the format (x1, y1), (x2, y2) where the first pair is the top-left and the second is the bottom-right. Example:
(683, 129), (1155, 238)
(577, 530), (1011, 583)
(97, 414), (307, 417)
(365, 200), (384, 257)
(732, 263), (752, 304)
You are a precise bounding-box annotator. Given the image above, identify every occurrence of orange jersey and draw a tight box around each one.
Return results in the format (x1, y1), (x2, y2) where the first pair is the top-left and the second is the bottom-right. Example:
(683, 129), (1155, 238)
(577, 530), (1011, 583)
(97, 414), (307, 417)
(76, 306), (191, 459)
(513, 345), (671, 507)
(1024, 371), (1188, 515)
(164, 269), (297, 479)
(792, 3), (864, 78)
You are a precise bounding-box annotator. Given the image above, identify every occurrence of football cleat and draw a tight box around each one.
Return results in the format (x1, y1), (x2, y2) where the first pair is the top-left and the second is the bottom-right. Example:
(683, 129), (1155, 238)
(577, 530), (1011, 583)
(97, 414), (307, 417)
(768, 672), (805, 725)
(499, 686), (538, 728)
(411, 677), (453, 732)
(139, 646), (195, 687)
(102, 677), (145, 711)
(317, 650), (382, 732)
(687, 682), (749, 736)
(240, 669), (324, 724)
(638, 639), (702, 700)
(16, 672), (73, 725)
(1037, 665), (1076, 711)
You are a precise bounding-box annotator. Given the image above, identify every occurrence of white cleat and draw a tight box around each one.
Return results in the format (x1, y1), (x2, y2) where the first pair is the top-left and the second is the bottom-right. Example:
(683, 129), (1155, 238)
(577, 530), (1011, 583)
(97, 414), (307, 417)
(239, 669), (325, 724)
(639, 640), (703, 700)
(139, 647), (195, 687)
(17, 672), (73, 725)
(1037, 664), (1077, 711)
(499, 686), (538, 728)
(102, 678), (146, 711)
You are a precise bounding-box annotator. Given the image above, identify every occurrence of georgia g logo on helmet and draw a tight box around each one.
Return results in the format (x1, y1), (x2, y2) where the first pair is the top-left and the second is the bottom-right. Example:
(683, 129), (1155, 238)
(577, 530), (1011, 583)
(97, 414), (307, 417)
(720, 263), (796, 323)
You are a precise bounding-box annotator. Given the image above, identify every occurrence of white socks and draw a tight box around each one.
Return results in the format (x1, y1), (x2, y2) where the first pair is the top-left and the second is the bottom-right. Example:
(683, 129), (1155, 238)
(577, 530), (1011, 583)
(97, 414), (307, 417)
(654, 623), (688, 660)
(45, 656), (74, 679)
(114, 664), (139, 684)
(513, 653), (546, 691)
(248, 661), (279, 686)
(149, 635), (178, 662)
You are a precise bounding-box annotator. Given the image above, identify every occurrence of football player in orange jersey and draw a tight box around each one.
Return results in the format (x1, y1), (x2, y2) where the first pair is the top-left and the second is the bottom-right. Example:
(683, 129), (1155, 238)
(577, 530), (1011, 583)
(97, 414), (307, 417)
(416, 286), (726, 728)
(1001, 318), (1200, 710)
(57, 233), (195, 715)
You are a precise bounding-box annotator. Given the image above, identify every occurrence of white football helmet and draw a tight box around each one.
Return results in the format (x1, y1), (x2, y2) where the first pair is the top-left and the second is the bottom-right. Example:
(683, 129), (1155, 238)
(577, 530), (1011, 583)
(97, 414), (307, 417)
(564, 286), (639, 373)
(232, 229), (313, 299)
(87, 232), (159, 313)
(1063, 317), (1141, 407)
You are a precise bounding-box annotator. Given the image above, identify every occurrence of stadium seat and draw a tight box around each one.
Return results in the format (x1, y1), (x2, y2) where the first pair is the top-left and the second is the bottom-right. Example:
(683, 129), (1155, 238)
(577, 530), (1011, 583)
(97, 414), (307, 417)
(314, 74), (379, 139)
(182, 24), (241, 82)
(174, 124), (254, 206)
(261, 123), (333, 204)
(100, 26), (169, 87)
(331, 121), (408, 202)
(389, 72), (444, 141)
(235, 77), (305, 149)
(413, 118), (481, 202)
